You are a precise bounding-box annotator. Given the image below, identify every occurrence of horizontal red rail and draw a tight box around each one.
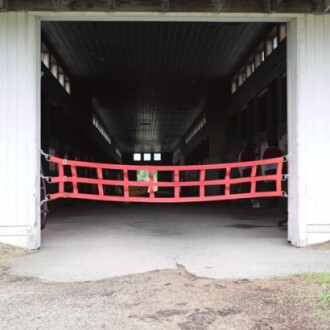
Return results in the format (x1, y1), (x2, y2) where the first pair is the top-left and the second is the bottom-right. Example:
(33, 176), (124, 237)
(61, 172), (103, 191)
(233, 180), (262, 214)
(46, 155), (284, 203)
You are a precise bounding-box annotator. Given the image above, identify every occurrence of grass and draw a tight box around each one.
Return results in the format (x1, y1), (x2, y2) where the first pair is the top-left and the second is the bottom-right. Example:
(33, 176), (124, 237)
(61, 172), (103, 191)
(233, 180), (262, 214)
(296, 272), (330, 315)
(303, 272), (330, 285)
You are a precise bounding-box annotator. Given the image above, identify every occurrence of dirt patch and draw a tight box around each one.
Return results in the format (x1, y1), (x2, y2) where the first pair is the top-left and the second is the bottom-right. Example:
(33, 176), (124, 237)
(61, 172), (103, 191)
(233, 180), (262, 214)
(0, 243), (32, 263)
(309, 241), (330, 250)
(0, 243), (33, 278)
(0, 257), (329, 329)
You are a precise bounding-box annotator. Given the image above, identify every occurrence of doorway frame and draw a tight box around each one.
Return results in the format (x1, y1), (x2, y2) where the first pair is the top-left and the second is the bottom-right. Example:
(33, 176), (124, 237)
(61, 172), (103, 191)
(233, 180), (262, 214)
(28, 11), (305, 247)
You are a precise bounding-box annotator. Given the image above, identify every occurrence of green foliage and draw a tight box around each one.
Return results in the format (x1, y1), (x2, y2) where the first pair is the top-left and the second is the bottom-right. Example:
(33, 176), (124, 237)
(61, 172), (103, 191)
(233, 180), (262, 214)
(303, 272), (330, 285)
(318, 292), (330, 304)
(137, 170), (158, 182)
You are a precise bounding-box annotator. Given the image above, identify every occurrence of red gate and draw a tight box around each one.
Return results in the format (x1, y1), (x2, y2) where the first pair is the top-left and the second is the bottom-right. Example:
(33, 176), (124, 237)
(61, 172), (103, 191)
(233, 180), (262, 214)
(42, 154), (285, 203)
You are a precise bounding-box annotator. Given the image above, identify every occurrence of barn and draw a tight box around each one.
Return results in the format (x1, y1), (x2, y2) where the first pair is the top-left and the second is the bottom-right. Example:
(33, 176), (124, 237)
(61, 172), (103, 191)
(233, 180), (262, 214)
(0, 0), (329, 250)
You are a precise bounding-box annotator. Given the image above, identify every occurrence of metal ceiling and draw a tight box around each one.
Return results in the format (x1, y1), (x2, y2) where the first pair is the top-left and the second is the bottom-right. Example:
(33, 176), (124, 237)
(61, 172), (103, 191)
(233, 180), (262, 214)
(42, 21), (272, 153)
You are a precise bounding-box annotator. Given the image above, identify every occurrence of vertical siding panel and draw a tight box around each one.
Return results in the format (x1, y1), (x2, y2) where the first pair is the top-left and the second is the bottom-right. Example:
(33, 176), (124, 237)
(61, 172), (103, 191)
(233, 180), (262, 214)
(288, 14), (330, 245)
(26, 14), (41, 238)
(306, 15), (329, 226)
(0, 14), (9, 227)
(0, 12), (40, 248)
(7, 13), (18, 227)
(16, 12), (29, 227)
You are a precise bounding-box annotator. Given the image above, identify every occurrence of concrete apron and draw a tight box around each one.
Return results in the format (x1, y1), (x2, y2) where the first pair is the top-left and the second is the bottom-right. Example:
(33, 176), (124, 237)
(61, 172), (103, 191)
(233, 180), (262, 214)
(8, 202), (330, 282)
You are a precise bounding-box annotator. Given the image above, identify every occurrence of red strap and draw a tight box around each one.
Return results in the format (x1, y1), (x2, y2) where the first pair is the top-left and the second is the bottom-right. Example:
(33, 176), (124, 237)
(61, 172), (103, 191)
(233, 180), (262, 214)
(47, 156), (285, 203)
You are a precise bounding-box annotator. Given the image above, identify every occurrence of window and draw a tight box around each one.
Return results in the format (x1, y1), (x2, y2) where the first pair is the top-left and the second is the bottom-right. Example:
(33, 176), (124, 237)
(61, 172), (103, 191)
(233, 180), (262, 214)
(231, 79), (238, 94)
(143, 153), (151, 161)
(255, 52), (262, 68)
(246, 63), (253, 78)
(50, 56), (58, 79)
(261, 50), (265, 62)
(272, 35), (278, 50)
(154, 153), (161, 161)
(93, 115), (111, 145)
(116, 148), (122, 158)
(58, 68), (65, 87)
(230, 24), (286, 92)
(65, 78), (71, 94)
(279, 24), (287, 41)
(266, 39), (273, 56)
(185, 114), (206, 144)
(41, 43), (50, 68)
(238, 70), (245, 87)
(41, 42), (71, 95)
(133, 153), (141, 161)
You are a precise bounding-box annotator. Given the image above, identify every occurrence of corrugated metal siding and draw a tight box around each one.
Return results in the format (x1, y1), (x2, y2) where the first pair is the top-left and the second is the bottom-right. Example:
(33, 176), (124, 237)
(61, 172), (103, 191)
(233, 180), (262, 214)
(304, 15), (330, 226)
(0, 12), (40, 248)
(287, 14), (330, 246)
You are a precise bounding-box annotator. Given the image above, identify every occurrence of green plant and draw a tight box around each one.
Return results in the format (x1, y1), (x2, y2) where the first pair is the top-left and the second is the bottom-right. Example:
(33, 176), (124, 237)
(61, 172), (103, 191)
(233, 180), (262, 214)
(318, 292), (330, 304)
(302, 272), (330, 285)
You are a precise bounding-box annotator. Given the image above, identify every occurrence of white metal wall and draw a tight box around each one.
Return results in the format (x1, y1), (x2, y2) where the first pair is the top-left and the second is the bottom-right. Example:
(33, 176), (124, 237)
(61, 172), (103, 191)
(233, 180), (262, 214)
(288, 14), (330, 246)
(0, 12), (40, 248)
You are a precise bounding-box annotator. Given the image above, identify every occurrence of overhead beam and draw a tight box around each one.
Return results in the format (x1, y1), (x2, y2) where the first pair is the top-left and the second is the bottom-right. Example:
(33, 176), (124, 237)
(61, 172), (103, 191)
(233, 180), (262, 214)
(1, 0), (327, 12)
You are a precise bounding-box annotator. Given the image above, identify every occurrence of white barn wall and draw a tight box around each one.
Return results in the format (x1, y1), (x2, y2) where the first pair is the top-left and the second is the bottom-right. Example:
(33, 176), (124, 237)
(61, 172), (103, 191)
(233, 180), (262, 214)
(0, 13), (40, 248)
(288, 14), (330, 246)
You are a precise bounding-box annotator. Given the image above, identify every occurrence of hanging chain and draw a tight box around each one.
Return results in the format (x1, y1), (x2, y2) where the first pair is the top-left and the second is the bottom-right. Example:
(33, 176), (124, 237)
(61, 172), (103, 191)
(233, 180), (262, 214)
(41, 149), (50, 161)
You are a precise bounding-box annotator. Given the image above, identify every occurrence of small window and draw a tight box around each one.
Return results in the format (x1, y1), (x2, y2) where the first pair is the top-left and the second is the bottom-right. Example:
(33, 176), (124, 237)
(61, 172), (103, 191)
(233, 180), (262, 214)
(279, 24), (287, 41)
(238, 72), (244, 87)
(255, 53), (261, 68)
(58, 68), (65, 86)
(65, 79), (71, 94)
(143, 153), (151, 161)
(154, 153), (161, 161)
(41, 52), (50, 68)
(50, 56), (58, 78)
(272, 36), (278, 50)
(266, 39), (273, 56)
(261, 50), (265, 62)
(41, 43), (50, 68)
(246, 63), (252, 78)
(133, 153), (141, 161)
(231, 75), (238, 93)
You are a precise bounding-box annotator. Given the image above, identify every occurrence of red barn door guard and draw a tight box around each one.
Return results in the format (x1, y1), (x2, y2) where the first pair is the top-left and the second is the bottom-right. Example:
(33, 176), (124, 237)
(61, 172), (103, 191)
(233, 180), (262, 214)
(41, 153), (286, 203)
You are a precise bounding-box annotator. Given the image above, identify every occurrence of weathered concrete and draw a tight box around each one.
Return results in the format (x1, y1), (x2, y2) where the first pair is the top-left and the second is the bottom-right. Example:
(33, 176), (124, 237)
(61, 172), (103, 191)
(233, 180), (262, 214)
(8, 202), (330, 282)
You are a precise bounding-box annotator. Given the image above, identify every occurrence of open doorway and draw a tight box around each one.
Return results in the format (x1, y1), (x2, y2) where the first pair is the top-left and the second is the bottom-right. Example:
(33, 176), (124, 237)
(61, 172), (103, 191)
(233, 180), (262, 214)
(40, 20), (288, 247)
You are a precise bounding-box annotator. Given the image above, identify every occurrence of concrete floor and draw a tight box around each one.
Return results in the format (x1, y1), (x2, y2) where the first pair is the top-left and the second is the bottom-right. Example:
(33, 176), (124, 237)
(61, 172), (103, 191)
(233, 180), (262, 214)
(9, 201), (330, 282)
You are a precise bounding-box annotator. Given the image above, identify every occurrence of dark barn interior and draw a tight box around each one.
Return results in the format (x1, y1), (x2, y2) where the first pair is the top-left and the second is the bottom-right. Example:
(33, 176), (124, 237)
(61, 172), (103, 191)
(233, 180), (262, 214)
(40, 20), (288, 225)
